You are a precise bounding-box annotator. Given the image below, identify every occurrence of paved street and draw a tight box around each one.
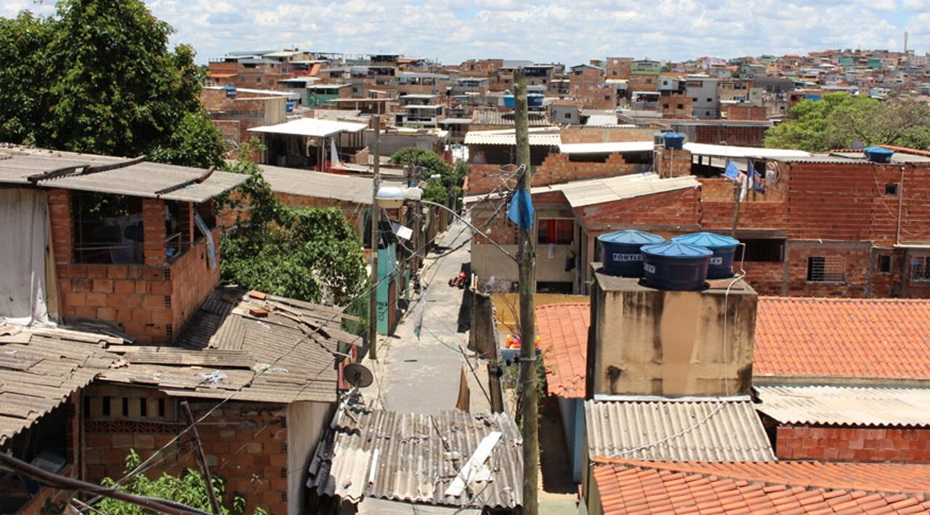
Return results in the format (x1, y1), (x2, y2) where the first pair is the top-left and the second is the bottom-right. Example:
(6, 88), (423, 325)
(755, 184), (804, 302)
(364, 217), (491, 415)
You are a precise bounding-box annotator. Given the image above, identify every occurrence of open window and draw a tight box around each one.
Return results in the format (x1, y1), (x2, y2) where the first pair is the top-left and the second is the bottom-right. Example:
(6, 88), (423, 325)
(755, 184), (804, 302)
(807, 256), (845, 282)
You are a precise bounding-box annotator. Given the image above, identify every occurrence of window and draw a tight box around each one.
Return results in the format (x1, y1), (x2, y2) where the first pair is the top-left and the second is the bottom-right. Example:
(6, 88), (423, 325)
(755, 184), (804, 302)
(677, 103), (684, 109)
(885, 183), (899, 196)
(807, 256), (845, 282)
(537, 219), (573, 245)
(910, 256), (930, 281)
(564, 112), (572, 119)
(741, 239), (784, 262)
(878, 255), (892, 273)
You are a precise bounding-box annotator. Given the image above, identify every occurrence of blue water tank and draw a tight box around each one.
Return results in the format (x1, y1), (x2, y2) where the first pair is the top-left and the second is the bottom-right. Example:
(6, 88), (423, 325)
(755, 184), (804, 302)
(528, 94), (544, 108)
(502, 95), (515, 108)
(223, 85), (237, 98)
(597, 230), (665, 277)
(641, 242), (712, 291)
(285, 101), (295, 113)
(864, 146), (893, 163)
(663, 132), (686, 150)
(672, 232), (740, 279)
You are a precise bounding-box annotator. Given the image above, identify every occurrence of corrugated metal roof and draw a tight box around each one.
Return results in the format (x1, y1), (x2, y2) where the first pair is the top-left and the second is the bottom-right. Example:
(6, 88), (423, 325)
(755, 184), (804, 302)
(101, 287), (360, 404)
(0, 324), (123, 445)
(585, 398), (775, 462)
(308, 409), (522, 509)
(558, 141), (654, 154)
(260, 164), (373, 205)
(755, 385), (930, 427)
(470, 111), (553, 128)
(532, 172), (699, 208)
(464, 128), (561, 146)
(683, 142), (811, 159)
(0, 147), (246, 202)
(249, 118), (368, 138)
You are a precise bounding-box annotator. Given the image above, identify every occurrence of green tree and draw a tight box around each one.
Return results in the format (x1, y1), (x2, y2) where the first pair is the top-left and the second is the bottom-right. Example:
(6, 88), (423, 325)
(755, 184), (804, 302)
(389, 147), (466, 206)
(0, 0), (223, 167)
(220, 144), (367, 305)
(765, 93), (930, 151)
(96, 450), (263, 514)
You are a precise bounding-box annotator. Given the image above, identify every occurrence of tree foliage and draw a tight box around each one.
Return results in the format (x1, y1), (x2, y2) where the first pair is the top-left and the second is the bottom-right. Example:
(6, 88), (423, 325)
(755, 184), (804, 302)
(0, 0), (223, 167)
(219, 144), (367, 305)
(96, 450), (264, 514)
(389, 147), (466, 206)
(765, 93), (930, 152)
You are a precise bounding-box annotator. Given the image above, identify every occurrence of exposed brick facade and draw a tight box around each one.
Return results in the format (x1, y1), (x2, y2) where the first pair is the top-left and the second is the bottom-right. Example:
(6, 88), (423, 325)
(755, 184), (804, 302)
(777, 425), (930, 463)
(83, 386), (290, 514)
(49, 190), (220, 344)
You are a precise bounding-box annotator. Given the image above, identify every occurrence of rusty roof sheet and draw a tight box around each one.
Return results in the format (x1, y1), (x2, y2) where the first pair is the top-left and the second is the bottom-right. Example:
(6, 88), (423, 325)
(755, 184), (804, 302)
(754, 297), (930, 383)
(585, 398), (775, 462)
(308, 408), (522, 509)
(0, 146), (246, 202)
(0, 325), (123, 445)
(536, 303), (589, 399)
(592, 459), (930, 514)
(101, 287), (360, 404)
(755, 385), (930, 427)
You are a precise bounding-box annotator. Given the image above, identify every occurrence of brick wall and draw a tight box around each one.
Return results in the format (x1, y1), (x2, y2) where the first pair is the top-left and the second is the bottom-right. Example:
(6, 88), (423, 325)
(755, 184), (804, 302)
(51, 191), (220, 344)
(777, 425), (930, 463)
(695, 124), (767, 146)
(84, 388), (291, 514)
(578, 188), (702, 230)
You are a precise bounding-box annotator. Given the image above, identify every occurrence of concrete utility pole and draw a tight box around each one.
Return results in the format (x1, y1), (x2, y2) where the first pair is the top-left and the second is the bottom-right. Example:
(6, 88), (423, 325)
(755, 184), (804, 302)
(369, 115), (381, 360)
(514, 69), (539, 514)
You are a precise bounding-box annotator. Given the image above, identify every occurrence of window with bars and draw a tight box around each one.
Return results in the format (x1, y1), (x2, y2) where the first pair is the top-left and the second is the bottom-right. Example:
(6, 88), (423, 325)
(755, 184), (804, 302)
(910, 256), (930, 282)
(741, 239), (784, 262)
(807, 256), (845, 282)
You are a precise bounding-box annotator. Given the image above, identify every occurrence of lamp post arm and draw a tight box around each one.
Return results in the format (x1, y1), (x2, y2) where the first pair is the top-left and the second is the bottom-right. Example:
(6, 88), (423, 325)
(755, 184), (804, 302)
(420, 200), (518, 263)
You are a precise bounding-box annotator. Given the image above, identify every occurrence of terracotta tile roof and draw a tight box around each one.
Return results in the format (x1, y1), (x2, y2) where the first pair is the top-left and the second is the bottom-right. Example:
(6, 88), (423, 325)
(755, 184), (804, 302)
(754, 297), (930, 381)
(536, 303), (589, 398)
(592, 459), (930, 514)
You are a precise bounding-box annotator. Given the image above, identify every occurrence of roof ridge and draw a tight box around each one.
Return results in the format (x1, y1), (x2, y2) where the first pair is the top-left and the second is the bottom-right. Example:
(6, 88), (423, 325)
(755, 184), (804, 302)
(596, 459), (930, 498)
(759, 296), (930, 304)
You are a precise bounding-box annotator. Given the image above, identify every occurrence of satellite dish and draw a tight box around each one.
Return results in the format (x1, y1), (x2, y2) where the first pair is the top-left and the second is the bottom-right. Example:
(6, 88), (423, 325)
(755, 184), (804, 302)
(344, 363), (373, 388)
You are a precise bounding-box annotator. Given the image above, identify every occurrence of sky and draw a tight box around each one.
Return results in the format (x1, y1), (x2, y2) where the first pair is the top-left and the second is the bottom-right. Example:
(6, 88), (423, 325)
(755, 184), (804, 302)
(4, 0), (930, 66)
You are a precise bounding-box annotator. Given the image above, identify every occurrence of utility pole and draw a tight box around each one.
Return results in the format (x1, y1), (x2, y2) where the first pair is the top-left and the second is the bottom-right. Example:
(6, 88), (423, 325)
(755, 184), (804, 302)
(369, 115), (381, 360)
(514, 69), (539, 514)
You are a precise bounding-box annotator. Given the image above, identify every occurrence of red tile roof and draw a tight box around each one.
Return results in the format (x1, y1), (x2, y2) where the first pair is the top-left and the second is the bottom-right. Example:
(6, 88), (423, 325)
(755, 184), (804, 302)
(754, 297), (930, 381)
(593, 459), (930, 514)
(536, 303), (589, 398)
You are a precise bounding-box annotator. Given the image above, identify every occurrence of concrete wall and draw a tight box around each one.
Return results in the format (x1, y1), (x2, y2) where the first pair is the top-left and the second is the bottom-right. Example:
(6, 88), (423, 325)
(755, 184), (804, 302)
(286, 402), (333, 515)
(589, 270), (757, 397)
(776, 425), (930, 463)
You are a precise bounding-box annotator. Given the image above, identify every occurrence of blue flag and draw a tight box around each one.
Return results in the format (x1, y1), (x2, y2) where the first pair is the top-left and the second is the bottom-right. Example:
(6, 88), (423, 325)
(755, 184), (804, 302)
(724, 161), (740, 181)
(508, 188), (534, 231)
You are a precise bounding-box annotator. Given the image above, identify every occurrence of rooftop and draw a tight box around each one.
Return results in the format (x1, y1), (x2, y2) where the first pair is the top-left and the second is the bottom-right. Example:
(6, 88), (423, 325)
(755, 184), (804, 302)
(308, 408), (522, 509)
(0, 324), (123, 445)
(537, 303), (589, 398)
(531, 172), (700, 209)
(754, 297), (930, 384)
(585, 398), (775, 462)
(592, 459), (930, 514)
(0, 146), (246, 203)
(249, 117), (368, 138)
(756, 384), (930, 427)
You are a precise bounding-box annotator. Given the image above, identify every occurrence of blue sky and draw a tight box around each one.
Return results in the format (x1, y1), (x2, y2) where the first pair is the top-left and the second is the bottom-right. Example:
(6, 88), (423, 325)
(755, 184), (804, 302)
(4, 0), (929, 65)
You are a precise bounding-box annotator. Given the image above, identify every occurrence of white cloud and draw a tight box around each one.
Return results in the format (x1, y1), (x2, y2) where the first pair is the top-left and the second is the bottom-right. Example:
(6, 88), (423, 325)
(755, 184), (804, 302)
(0, 0), (921, 65)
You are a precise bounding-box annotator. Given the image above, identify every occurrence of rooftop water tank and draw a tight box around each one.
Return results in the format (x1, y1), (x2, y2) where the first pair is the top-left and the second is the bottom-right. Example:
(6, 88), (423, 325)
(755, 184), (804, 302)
(663, 132), (686, 150)
(223, 85), (237, 99)
(597, 230), (665, 277)
(864, 146), (893, 163)
(502, 95), (515, 109)
(671, 232), (740, 279)
(527, 94), (544, 108)
(640, 242), (712, 291)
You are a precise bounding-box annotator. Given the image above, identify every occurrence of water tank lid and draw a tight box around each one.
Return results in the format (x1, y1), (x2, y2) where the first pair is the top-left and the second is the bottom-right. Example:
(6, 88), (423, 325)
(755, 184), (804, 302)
(864, 146), (893, 160)
(663, 132), (686, 140)
(671, 232), (739, 249)
(641, 241), (713, 258)
(597, 230), (664, 245)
